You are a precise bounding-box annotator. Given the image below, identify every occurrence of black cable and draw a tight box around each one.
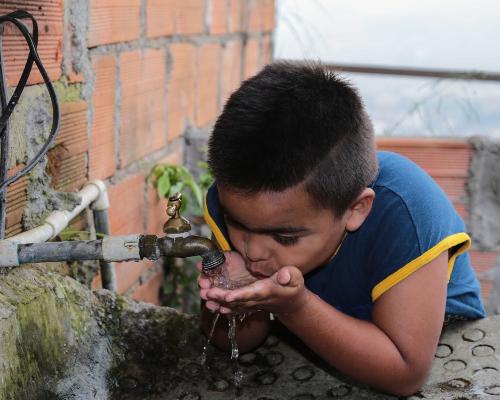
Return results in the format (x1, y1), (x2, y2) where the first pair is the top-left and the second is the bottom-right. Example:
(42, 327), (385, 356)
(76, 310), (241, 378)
(0, 10), (39, 238)
(0, 10), (60, 193)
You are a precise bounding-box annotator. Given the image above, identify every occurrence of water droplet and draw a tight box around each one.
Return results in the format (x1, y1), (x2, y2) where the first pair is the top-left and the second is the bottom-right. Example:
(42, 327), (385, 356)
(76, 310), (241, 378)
(472, 344), (495, 357)
(292, 366), (315, 382)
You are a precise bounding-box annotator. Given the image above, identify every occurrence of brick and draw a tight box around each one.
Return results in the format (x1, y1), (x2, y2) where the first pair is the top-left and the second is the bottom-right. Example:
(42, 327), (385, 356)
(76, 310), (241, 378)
(376, 138), (473, 222)
(108, 172), (146, 234)
(243, 38), (259, 79)
(263, 0), (275, 31)
(167, 43), (196, 140)
(120, 49), (167, 167)
(88, 0), (141, 47)
(196, 43), (220, 127)
(228, 0), (243, 32)
(209, 0), (228, 35)
(47, 102), (88, 192)
(131, 270), (164, 304)
(108, 172), (150, 293)
(5, 165), (28, 237)
(221, 40), (242, 105)
(376, 138), (472, 177)
(116, 260), (155, 294)
(89, 55), (116, 180)
(146, 0), (205, 38)
(469, 250), (499, 275)
(247, 0), (264, 32)
(0, 1), (63, 86)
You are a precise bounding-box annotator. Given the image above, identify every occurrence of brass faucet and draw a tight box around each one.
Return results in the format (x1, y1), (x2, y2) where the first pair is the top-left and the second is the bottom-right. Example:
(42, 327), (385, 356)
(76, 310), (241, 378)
(140, 193), (225, 271)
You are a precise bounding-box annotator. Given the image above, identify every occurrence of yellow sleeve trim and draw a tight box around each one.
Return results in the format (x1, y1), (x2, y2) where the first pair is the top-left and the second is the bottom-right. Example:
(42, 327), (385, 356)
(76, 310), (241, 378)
(371, 232), (471, 302)
(203, 192), (231, 251)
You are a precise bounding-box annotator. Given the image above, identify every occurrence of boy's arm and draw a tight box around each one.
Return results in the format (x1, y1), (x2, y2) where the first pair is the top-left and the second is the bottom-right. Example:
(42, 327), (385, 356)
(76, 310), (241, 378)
(278, 251), (448, 396)
(200, 306), (270, 353)
(214, 251), (448, 396)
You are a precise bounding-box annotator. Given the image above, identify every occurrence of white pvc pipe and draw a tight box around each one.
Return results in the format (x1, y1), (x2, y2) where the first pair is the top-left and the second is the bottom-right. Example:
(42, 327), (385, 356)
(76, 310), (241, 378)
(7, 180), (109, 244)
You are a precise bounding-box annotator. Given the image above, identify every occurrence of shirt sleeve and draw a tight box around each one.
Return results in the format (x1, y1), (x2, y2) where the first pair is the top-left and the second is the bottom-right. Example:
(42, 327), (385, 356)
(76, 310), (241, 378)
(367, 186), (471, 302)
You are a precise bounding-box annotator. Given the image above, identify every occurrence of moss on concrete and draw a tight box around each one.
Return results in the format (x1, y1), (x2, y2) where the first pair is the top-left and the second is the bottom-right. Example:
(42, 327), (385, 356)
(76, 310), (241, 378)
(53, 77), (83, 103)
(0, 266), (95, 399)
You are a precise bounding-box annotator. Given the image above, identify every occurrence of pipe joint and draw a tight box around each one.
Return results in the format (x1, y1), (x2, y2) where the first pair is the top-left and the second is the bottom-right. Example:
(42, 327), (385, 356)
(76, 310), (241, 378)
(89, 180), (110, 211)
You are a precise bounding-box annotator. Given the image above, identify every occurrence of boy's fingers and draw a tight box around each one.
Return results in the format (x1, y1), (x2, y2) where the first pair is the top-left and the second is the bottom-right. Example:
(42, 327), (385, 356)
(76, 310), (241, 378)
(206, 286), (231, 301)
(274, 266), (302, 287)
(276, 268), (291, 286)
(198, 275), (212, 289)
(205, 300), (221, 312)
(199, 288), (209, 301)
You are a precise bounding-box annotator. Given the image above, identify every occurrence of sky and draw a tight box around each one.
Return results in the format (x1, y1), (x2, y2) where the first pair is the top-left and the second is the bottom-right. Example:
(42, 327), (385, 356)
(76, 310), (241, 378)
(274, 0), (500, 137)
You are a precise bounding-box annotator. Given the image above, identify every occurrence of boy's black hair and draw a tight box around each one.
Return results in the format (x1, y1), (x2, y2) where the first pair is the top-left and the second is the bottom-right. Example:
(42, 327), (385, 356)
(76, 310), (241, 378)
(208, 61), (378, 216)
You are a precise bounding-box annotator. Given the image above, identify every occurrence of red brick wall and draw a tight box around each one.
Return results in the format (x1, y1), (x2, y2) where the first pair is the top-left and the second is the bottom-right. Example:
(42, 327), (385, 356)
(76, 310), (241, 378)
(3, 0), (275, 304)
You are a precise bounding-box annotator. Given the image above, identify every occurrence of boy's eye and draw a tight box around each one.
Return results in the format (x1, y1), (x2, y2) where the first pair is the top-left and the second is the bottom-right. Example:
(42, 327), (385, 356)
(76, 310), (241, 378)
(273, 235), (299, 246)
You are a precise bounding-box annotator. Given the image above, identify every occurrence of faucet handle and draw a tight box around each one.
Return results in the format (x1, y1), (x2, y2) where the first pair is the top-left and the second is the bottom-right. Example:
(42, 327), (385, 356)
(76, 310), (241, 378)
(163, 192), (191, 234)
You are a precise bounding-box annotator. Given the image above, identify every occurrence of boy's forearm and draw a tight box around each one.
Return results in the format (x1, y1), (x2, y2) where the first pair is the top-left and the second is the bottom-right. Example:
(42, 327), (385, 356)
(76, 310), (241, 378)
(277, 292), (430, 396)
(201, 307), (270, 353)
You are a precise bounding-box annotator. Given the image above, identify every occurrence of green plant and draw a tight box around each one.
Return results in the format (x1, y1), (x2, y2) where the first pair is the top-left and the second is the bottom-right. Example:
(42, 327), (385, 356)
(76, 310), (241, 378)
(147, 164), (208, 216)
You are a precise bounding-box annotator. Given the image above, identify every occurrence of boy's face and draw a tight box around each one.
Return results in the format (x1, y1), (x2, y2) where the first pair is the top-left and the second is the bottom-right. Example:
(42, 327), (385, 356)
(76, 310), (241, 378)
(217, 183), (348, 278)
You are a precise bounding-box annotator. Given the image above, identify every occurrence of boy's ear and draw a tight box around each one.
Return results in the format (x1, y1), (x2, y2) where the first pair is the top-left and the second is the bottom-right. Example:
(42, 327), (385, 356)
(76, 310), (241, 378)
(345, 188), (375, 232)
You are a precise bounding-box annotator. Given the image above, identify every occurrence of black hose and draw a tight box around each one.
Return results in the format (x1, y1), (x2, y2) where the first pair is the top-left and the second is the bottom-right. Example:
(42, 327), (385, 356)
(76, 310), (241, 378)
(0, 10), (60, 214)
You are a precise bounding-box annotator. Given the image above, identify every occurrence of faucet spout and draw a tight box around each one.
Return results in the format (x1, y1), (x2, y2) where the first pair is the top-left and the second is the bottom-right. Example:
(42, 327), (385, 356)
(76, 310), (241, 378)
(139, 234), (226, 271)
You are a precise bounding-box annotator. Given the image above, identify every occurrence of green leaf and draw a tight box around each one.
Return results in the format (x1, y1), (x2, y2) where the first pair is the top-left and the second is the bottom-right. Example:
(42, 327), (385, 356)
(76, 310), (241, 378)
(157, 173), (171, 198)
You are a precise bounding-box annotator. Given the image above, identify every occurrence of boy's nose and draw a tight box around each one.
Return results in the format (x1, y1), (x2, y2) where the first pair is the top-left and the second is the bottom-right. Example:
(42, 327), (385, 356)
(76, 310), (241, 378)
(244, 232), (271, 262)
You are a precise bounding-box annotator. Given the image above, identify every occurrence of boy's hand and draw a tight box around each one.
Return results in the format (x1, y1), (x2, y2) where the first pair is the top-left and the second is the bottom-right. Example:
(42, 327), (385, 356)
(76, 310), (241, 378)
(197, 251), (258, 313)
(206, 265), (311, 316)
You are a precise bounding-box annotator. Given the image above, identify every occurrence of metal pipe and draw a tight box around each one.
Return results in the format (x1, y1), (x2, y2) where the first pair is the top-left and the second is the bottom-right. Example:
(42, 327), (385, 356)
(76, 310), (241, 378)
(1, 234), (225, 271)
(313, 61), (500, 82)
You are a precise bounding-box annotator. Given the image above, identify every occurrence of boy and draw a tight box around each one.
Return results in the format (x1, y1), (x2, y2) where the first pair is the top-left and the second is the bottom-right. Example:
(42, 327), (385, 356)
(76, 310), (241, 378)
(197, 62), (485, 396)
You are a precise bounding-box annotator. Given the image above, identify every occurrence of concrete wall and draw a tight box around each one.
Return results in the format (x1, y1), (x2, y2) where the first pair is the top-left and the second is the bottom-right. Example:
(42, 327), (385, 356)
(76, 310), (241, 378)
(1, 0), (275, 304)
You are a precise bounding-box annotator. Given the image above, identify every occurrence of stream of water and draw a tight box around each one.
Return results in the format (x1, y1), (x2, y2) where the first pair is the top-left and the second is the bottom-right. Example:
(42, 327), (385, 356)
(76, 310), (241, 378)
(200, 264), (246, 386)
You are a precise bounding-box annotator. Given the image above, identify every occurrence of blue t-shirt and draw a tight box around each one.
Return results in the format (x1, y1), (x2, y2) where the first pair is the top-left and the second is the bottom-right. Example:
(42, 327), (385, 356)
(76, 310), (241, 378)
(204, 151), (486, 321)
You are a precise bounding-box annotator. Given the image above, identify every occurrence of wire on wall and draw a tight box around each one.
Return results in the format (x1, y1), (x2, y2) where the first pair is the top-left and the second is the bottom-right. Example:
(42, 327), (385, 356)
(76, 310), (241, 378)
(0, 10), (60, 239)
